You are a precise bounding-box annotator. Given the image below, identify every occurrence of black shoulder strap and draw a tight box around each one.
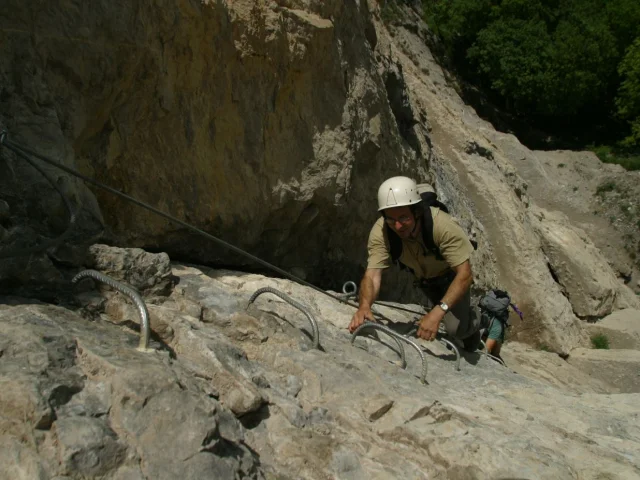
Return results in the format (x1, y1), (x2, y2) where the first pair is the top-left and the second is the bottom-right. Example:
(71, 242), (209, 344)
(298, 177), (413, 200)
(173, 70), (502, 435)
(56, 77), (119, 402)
(386, 225), (416, 274)
(421, 205), (444, 260)
(387, 204), (446, 264)
(387, 225), (402, 263)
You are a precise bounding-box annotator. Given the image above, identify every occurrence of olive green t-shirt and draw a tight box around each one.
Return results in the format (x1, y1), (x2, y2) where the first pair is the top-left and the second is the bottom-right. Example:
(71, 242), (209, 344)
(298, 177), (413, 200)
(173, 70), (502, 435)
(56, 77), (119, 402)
(366, 207), (473, 279)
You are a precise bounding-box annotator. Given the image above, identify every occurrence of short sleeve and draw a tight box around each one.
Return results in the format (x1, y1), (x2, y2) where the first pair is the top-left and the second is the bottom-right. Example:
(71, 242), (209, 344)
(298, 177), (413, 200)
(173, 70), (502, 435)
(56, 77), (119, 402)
(431, 209), (473, 268)
(367, 217), (392, 269)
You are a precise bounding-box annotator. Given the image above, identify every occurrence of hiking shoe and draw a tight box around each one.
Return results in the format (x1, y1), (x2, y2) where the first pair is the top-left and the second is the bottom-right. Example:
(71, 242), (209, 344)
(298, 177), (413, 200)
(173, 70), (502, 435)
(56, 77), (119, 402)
(462, 330), (482, 352)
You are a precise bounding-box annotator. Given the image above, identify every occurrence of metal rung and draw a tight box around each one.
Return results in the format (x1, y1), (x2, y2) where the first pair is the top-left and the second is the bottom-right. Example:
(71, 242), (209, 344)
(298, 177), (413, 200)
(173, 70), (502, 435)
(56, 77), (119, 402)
(72, 269), (151, 352)
(247, 287), (320, 350)
(351, 322), (427, 384)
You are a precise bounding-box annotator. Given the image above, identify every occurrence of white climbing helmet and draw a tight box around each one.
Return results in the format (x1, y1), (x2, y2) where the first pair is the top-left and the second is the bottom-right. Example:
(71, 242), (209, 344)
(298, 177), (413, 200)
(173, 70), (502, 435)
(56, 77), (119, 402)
(377, 176), (422, 211)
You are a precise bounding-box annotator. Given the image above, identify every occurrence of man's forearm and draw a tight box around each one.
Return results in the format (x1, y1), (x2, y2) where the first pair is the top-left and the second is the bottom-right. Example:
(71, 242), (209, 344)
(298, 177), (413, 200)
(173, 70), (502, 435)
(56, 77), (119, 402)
(359, 274), (380, 309)
(440, 271), (472, 308)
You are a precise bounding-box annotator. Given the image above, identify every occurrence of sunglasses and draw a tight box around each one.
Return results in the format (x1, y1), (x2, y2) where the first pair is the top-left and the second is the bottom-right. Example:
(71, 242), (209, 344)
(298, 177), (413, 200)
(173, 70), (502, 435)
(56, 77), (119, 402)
(384, 214), (413, 226)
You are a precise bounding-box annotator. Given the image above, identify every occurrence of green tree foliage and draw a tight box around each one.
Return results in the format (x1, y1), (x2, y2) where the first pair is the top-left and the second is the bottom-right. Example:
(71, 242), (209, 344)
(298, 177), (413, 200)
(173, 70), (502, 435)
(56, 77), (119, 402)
(467, 0), (618, 116)
(422, 0), (640, 155)
(423, 0), (493, 65)
(467, 18), (553, 113)
(604, 0), (640, 52)
(616, 38), (640, 147)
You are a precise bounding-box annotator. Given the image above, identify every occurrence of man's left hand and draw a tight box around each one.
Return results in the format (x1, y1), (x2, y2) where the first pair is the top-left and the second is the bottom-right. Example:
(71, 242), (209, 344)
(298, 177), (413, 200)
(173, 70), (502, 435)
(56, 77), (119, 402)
(416, 308), (446, 341)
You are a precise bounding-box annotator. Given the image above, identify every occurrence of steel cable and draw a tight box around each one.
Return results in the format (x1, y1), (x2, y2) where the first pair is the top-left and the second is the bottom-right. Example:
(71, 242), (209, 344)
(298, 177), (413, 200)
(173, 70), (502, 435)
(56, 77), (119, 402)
(1, 133), (431, 320)
(0, 135), (364, 309)
(0, 142), (77, 258)
(339, 281), (427, 317)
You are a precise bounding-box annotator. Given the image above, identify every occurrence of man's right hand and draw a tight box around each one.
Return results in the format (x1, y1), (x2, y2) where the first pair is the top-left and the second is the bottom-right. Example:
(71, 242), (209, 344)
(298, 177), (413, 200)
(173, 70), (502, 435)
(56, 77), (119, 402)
(349, 307), (376, 333)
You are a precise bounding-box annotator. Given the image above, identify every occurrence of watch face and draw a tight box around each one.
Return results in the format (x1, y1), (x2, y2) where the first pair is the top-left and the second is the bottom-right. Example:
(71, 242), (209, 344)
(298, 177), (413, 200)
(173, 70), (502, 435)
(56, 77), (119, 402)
(440, 302), (449, 311)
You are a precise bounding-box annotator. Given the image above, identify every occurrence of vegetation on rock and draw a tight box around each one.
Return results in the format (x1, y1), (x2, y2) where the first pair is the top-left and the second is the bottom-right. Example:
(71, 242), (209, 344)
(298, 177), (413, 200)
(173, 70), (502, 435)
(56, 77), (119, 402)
(591, 333), (611, 349)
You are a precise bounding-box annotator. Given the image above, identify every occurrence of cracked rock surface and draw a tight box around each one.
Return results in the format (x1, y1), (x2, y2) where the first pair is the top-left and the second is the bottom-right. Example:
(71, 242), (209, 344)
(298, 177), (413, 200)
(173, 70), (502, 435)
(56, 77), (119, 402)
(1, 248), (639, 479)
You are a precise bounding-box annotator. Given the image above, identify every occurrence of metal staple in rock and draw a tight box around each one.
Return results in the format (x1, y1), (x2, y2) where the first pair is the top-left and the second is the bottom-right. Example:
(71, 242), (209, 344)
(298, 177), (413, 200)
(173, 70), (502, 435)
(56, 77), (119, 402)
(247, 286), (320, 350)
(334, 281), (357, 301)
(438, 337), (461, 371)
(368, 329), (407, 369)
(479, 339), (507, 367)
(479, 339), (489, 361)
(343, 281), (458, 373)
(72, 269), (151, 351)
(406, 324), (462, 371)
(349, 323), (407, 369)
(351, 322), (428, 384)
(339, 283), (402, 354)
(488, 354), (506, 367)
(337, 281), (395, 322)
(342, 281), (357, 296)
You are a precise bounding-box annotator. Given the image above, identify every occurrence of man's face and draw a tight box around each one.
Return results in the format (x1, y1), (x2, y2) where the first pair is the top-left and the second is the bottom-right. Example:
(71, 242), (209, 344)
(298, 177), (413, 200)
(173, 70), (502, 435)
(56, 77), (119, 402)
(383, 206), (416, 239)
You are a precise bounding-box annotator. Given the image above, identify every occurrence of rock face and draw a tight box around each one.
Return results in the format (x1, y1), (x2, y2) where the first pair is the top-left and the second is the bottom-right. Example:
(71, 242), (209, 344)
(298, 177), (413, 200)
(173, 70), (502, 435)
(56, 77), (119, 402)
(2, 0), (640, 474)
(1, 247), (640, 479)
(1, 1), (638, 351)
(86, 244), (174, 296)
(501, 341), (615, 394)
(532, 208), (639, 319)
(0, 0), (426, 292)
(0, 301), (261, 479)
(371, 5), (640, 350)
(568, 349), (640, 394)
(586, 309), (640, 350)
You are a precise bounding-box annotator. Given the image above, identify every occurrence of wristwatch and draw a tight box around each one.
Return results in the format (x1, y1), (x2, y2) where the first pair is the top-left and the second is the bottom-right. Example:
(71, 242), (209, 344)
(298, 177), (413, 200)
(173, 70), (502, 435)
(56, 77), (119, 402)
(438, 301), (450, 313)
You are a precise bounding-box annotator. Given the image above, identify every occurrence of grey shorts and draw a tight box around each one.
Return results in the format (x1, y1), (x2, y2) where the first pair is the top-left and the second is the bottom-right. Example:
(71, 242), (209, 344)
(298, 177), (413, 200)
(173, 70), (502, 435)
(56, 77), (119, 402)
(486, 318), (506, 342)
(419, 271), (479, 340)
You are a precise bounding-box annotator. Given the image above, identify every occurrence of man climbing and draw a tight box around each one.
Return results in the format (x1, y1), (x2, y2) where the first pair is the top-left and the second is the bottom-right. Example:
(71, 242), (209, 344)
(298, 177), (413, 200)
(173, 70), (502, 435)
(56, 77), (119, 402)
(349, 176), (481, 351)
